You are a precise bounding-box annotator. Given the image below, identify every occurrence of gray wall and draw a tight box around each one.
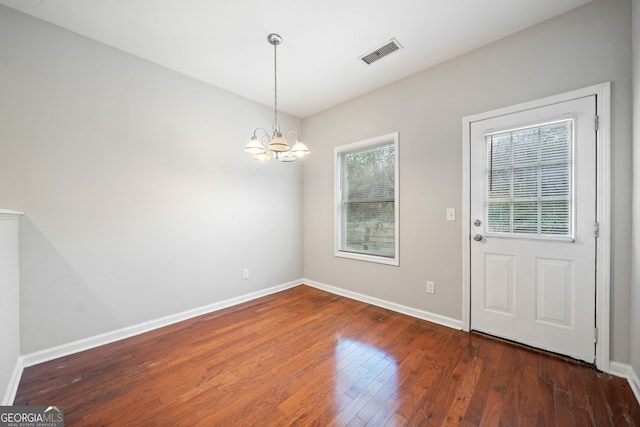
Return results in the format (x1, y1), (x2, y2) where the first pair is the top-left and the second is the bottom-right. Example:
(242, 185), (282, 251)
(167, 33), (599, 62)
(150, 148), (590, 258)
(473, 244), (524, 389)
(0, 215), (20, 403)
(302, 0), (633, 363)
(0, 5), (303, 353)
(632, 0), (640, 380)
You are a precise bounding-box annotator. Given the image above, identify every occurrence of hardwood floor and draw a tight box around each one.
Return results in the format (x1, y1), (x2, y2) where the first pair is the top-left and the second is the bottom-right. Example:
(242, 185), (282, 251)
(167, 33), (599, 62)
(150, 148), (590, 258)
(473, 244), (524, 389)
(15, 285), (640, 426)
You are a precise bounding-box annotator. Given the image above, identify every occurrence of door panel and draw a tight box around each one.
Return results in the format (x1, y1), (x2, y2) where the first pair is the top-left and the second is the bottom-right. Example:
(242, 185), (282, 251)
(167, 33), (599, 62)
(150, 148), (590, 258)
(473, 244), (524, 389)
(535, 257), (573, 327)
(470, 96), (596, 363)
(484, 253), (515, 314)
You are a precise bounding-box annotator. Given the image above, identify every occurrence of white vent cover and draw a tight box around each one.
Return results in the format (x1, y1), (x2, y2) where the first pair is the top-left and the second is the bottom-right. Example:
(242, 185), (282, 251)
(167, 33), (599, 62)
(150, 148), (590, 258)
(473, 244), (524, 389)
(359, 39), (403, 65)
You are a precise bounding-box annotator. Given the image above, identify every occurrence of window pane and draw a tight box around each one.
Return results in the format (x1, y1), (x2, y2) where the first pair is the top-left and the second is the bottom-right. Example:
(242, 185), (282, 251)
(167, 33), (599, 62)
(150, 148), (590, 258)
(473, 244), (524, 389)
(512, 128), (539, 164)
(487, 202), (511, 233)
(541, 200), (571, 235)
(343, 144), (395, 203)
(513, 201), (538, 234)
(343, 201), (395, 257)
(513, 166), (538, 199)
(541, 163), (570, 197)
(488, 168), (511, 199)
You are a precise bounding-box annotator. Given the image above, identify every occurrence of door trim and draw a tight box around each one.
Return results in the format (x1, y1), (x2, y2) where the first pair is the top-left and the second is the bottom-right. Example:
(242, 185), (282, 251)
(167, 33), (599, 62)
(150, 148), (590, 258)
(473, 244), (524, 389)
(461, 83), (611, 371)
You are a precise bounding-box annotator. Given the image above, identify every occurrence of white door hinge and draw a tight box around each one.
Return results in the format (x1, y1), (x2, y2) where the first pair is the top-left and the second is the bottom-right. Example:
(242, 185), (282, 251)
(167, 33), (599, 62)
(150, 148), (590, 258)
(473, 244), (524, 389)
(595, 115), (599, 131)
(594, 222), (600, 238)
(594, 328), (598, 343)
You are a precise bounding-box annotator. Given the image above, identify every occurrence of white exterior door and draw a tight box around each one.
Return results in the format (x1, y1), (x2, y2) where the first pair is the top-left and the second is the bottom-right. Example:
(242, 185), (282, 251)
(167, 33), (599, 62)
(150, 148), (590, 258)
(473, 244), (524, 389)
(470, 96), (597, 363)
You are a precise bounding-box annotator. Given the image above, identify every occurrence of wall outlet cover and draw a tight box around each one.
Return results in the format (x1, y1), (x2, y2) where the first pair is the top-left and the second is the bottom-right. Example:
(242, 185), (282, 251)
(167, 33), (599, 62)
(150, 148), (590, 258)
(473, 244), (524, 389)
(426, 281), (435, 294)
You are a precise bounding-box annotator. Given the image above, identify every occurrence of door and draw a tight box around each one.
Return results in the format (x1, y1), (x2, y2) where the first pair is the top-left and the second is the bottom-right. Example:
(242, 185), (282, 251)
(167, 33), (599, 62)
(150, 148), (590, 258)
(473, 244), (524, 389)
(470, 96), (597, 363)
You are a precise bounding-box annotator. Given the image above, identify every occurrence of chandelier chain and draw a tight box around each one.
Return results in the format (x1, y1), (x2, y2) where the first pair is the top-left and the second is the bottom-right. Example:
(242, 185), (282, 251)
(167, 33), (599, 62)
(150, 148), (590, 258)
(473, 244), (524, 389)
(273, 41), (278, 130)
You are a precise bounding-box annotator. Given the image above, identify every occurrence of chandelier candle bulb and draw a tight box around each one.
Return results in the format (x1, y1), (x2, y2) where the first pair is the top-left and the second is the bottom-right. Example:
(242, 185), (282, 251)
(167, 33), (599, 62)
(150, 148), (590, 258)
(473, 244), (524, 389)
(244, 33), (310, 162)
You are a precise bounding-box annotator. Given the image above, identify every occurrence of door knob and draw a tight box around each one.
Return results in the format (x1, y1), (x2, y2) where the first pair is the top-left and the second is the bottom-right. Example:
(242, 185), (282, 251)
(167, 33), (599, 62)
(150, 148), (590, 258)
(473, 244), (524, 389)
(473, 234), (483, 241)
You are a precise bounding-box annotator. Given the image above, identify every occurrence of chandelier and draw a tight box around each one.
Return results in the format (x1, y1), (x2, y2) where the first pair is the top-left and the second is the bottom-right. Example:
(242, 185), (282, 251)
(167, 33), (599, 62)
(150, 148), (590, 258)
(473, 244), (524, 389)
(244, 34), (310, 162)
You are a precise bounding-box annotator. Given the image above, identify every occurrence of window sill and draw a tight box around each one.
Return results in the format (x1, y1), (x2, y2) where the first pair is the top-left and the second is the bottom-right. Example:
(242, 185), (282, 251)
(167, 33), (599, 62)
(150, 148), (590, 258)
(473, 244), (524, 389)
(335, 250), (399, 266)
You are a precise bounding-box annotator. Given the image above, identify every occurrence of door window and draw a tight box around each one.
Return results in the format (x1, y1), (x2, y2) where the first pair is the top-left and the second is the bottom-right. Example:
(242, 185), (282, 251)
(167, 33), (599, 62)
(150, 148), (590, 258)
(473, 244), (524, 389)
(485, 119), (574, 239)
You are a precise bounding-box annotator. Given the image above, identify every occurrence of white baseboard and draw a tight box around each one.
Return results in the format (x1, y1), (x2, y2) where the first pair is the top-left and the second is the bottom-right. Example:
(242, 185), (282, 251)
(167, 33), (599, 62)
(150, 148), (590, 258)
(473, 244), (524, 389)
(303, 279), (463, 330)
(15, 279), (461, 372)
(6, 278), (461, 404)
(20, 280), (301, 369)
(610, 361), (640, 406)
(10, 277), (631, 408)
(2, 358), (24, 405)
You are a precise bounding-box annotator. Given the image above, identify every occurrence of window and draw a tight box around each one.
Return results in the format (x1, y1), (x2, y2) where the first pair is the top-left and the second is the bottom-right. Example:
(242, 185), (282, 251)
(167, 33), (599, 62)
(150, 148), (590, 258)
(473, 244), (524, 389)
(485, 119), (574, 239)
(335, 133), (399, 265)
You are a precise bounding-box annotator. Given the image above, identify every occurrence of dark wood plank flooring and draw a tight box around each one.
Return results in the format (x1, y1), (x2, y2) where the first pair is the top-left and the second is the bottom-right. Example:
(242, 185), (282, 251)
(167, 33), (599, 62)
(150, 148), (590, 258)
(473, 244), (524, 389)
(14, 285), (640, 426)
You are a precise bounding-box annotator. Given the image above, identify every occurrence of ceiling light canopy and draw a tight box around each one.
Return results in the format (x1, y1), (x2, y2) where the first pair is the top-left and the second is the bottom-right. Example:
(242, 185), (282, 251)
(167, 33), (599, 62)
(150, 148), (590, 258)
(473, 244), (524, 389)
(244, 33), (309, 162)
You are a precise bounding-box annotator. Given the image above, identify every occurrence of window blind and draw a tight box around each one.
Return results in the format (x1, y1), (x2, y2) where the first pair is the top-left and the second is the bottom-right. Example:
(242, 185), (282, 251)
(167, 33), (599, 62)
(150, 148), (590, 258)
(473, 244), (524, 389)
(341, 142), (395, 257)
(485, 119), (573, 237)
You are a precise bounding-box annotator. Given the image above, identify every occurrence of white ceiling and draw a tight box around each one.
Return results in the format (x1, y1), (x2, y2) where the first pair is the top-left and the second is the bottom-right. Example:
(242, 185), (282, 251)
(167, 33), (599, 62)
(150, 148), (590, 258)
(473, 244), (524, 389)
(0, 0), (592, 118)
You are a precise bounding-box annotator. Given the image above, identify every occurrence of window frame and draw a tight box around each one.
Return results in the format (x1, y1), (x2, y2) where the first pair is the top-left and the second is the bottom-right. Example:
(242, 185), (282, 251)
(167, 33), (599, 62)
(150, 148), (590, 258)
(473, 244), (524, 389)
(334, 132), (399, 266)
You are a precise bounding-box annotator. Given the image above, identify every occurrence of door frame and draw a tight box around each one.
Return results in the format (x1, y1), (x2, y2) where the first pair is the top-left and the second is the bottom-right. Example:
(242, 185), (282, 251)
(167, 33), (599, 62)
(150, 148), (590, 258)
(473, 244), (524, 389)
(461, 83), (611, 371)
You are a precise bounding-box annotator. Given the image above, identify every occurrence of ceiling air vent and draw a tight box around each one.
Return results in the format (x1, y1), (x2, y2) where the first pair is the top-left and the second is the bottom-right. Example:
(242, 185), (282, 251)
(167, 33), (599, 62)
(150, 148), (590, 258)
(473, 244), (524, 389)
(359, 38), (403, 65)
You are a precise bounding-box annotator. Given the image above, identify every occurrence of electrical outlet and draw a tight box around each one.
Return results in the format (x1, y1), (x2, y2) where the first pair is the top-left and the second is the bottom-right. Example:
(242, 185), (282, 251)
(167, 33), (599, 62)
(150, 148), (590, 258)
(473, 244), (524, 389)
(242, 268), (249, 280)
(446, 208), (456, 221)
(426, 281), (435, 294)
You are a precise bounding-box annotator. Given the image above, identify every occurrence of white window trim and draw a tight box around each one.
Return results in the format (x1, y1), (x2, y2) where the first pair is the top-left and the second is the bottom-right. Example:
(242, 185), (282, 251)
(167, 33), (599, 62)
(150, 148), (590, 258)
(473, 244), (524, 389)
(334, 132), (400, 266)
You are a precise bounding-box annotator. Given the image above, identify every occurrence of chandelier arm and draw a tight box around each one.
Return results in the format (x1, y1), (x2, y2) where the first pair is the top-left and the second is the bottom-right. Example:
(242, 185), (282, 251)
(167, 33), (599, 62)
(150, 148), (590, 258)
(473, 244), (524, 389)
(285, 130), (302, 141)
(253, 127), (270, 138)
